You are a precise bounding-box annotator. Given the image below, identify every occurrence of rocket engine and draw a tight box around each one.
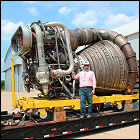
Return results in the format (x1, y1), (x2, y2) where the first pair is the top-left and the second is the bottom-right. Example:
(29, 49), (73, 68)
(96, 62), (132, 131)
(11, 20), (138, 98)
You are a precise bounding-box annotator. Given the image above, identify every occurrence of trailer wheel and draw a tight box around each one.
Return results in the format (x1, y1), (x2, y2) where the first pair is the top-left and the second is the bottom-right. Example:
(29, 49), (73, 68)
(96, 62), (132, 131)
(114, 101), (125, 111)
(39, 111), (48, 119)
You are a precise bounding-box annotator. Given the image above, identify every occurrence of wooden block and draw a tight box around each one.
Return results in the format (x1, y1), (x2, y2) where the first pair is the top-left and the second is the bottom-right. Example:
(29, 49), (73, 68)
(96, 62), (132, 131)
(54, 107), (60, 112)
(60, 107), (64, 111)
(53, 111), (66, 122)
(124, 104), (133, 111)
(125, 100), (132, 104)
(54, 107), (65, 112)
(53, 107), (66, 122)
(124, 100), (133, 111)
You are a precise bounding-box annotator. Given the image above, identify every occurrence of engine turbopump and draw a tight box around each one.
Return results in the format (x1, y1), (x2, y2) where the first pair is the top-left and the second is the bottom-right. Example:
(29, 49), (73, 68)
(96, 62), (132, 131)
(11, 20), (138, 98)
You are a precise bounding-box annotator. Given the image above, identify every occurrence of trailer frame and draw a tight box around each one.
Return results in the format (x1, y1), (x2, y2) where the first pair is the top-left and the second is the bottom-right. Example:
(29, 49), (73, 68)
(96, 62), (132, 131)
(1, 109), (139, 139)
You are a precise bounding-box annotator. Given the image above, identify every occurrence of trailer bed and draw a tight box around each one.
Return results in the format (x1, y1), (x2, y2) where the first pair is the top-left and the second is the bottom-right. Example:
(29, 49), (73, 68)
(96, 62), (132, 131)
(1, 109), (139, 139)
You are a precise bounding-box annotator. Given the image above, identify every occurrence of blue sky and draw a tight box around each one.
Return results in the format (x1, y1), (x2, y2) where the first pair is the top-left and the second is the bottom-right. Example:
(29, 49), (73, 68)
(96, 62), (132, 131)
(1, 1), (139, 80)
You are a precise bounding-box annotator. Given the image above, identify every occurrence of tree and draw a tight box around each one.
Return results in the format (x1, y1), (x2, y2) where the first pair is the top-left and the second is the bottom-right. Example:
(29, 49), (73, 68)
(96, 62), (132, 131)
(1, 80), (5, 91)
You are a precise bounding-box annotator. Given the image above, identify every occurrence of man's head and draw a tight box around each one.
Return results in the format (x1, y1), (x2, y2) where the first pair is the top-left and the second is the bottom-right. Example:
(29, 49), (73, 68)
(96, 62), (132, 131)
(83, 60), (90, 70)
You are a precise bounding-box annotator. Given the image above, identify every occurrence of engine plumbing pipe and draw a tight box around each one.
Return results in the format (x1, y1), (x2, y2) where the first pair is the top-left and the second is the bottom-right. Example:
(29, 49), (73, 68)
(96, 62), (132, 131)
(31, 23), (50, 95)
(44, 22), (74, 77)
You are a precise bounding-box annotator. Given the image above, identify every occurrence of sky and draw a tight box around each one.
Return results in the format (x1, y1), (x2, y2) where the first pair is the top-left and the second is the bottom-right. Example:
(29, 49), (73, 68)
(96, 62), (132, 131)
(1, 1), (139, 80)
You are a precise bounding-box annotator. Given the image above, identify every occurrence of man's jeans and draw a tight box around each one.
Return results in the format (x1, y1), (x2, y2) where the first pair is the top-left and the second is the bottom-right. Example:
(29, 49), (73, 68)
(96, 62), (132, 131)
(79, 87), (93, 116)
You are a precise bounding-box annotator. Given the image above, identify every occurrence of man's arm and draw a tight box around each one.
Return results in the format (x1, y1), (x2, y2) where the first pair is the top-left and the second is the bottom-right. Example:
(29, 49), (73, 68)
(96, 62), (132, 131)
(71, 72), (80, 80)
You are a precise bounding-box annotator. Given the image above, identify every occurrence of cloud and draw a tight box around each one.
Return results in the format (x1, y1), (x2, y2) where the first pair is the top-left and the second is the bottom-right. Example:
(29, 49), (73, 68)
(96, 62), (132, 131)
(1, 58), (4, 63)
(1, 19), (24, 41)
(72, 10), (98, 27)
(24, 1), (38, 4)
(59, 6), (74, 15)
(105, 13), (137, 26)
(27, 7), (39, 16)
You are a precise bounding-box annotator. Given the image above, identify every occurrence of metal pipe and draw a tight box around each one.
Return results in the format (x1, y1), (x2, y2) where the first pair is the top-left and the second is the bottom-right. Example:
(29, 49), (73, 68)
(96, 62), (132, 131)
(58, 78), (73, 98)
(31, 23), (46, 67)
(73, 79), (76, 96)
(37, 20), (46, 37)
(54, 35), (60, 68)
(31, 23), (50, 95)
(44, 22), (74, 77)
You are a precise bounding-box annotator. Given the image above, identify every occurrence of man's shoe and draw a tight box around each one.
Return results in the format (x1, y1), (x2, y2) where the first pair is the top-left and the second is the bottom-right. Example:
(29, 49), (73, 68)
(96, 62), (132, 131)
(87, 115), (92, 118)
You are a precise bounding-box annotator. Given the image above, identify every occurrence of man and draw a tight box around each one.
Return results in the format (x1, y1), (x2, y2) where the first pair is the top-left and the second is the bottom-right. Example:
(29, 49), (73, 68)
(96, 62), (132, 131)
(72, 60), (96, 118)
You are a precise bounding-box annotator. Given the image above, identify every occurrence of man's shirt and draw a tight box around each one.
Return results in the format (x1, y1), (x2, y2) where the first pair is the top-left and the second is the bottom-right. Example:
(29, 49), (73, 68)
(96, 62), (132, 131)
(72, 70), (96, 89)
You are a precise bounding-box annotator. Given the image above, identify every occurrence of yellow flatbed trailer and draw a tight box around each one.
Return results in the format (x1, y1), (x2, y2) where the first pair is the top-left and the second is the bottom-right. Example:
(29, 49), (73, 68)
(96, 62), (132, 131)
(11, 57), (139, 119)
(1, 58), (139, 139)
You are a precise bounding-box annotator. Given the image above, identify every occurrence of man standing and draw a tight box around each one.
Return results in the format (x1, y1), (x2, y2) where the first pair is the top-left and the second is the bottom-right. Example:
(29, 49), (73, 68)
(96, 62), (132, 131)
(72, 60), (96, 118)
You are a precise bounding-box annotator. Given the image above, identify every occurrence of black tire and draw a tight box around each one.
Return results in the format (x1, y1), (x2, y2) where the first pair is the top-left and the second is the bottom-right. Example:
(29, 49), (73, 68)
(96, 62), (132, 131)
(113, 101), (125, 112)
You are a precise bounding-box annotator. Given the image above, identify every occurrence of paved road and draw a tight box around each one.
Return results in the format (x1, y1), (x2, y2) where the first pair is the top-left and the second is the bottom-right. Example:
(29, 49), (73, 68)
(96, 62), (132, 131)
(54, 122), (139, 139)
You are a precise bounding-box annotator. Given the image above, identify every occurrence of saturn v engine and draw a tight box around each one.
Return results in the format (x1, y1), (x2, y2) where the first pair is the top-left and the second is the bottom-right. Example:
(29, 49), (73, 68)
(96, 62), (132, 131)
(11, 20), (138, 98)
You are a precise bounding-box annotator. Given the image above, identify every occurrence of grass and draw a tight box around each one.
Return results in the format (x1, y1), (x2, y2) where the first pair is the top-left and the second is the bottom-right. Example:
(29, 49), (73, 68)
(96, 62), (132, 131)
(1, 89), (5, 92)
